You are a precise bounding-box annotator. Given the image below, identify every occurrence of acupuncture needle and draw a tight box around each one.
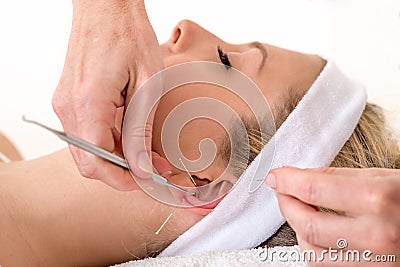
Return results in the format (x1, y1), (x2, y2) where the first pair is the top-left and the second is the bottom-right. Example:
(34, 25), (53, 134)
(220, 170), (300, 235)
(22, 116), (195, 196)
(155, 197), (185, 235)
(179, 157), (198, 187)
(155, 159), (201, 235)
(155, 209), (175, 235)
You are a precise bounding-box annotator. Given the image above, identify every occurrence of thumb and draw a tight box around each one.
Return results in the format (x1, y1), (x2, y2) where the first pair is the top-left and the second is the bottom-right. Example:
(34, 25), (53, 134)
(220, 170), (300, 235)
(151, 151), (173, 177)
(122, 72), (163, 179)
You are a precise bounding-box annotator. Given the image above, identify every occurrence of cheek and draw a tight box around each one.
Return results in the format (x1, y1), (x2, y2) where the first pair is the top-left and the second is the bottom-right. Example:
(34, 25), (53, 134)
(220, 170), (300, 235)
(163, 54), (189, 68)
(178, 119), (225, 161)
(163, 53), (207, 68)
(152, 84), (237, 158)
(161, 41), (217, 68)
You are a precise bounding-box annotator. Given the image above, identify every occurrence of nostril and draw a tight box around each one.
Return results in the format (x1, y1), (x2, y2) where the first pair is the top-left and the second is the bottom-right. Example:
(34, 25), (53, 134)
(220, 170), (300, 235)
(172, 27), (181, 44)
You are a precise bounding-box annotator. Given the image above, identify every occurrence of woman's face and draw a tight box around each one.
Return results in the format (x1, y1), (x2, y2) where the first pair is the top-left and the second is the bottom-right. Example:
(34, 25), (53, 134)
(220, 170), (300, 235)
(152, 20), (325, 189)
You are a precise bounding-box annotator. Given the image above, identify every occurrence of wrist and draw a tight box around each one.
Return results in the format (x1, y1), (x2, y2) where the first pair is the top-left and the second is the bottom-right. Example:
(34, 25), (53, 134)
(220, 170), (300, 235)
(72, 0), (146, 15)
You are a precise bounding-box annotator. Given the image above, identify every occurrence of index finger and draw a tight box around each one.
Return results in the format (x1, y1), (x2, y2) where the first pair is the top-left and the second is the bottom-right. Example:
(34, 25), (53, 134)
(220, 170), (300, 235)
(266, 166), (400, 214)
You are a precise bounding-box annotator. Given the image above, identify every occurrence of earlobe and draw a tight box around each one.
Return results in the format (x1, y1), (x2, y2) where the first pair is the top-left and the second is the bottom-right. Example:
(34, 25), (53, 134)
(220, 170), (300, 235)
(186, 196), (224, 216)
(152, 151), (173, 176)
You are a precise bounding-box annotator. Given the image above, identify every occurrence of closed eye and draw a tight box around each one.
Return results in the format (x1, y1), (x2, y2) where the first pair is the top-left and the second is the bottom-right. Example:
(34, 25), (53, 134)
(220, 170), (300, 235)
(217, 46), (232, 70)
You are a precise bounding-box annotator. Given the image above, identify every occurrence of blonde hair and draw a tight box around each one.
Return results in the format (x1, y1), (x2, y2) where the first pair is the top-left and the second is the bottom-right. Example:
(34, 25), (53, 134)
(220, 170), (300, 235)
(331, 103), (400, 169)
(224, 102), (400, 181)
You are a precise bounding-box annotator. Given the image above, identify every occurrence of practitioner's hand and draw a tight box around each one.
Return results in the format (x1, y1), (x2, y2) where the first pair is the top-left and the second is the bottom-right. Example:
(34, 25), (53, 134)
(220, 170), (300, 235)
(52, 0), (163, 190)
(266, 167), (400, 266)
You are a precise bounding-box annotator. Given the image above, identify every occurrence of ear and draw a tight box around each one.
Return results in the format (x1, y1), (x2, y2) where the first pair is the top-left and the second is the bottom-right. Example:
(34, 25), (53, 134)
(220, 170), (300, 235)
(186, 174), (236, 216)
(152, 151), (173, 176)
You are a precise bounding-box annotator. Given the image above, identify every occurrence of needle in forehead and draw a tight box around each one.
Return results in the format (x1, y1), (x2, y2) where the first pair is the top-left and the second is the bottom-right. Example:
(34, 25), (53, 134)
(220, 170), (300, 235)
(179, 158), (198, 187)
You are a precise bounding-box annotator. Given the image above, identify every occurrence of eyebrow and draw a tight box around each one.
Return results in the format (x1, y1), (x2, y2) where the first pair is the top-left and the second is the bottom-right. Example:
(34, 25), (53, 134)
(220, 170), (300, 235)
(249, 41), (268, 72)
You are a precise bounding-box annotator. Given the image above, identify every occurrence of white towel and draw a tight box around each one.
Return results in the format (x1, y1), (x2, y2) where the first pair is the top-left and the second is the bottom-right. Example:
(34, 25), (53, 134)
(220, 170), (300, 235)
(115, 246), (307, 267)
(160, 60), (367, 256)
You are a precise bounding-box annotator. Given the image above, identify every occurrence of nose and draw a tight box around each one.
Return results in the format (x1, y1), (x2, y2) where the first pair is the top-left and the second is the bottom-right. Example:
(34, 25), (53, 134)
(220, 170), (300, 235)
(163, 20), (222, 53)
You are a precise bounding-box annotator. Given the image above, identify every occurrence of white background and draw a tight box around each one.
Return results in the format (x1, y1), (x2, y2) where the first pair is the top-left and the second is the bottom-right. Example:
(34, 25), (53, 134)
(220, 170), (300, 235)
(0, 0), (399, 159)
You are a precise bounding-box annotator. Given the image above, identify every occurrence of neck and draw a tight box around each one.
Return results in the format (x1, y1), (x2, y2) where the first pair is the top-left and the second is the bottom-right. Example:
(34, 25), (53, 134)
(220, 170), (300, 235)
(0, 149), (203, 266)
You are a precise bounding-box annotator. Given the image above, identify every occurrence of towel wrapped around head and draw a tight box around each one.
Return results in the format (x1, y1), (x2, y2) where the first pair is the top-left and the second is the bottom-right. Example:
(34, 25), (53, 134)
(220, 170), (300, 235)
(160, 60), (367, 256)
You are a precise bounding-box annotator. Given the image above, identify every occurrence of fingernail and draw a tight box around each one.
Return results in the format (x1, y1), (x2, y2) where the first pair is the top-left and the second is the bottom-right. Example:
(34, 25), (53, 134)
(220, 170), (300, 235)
(138, 151), (152, 173)
(265, 173), (276, 189)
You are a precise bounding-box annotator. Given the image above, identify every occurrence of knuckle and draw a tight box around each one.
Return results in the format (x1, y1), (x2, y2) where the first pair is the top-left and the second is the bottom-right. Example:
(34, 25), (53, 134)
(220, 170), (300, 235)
(52, 91), (66, 116)
(52, 77), (69, 112)
(53, 78), (91, 117)
(300, 217), (318, 245)
(52, 94), (61, 114)
(366, 179), (395, 214)
(302, 178), (318, 204)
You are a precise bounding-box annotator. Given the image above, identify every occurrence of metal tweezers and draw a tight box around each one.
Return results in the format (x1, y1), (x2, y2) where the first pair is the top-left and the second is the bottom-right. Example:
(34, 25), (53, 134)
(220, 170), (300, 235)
(23, 116), (194, 196)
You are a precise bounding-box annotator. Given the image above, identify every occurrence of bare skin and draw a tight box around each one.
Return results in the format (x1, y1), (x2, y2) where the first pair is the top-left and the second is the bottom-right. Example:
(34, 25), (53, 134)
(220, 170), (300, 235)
(0, 20), (326, 266)
(0, 132), (22, 162)
(0, 149), (202, 266)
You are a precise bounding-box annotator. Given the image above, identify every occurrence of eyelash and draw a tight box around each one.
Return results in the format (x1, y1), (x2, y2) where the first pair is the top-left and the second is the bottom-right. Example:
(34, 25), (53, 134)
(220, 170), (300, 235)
(217, 46), (232, 70)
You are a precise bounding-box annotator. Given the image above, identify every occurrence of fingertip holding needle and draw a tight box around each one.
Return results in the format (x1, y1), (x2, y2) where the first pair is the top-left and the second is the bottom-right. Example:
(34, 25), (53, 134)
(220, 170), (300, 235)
(22, 115), (195, 196)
